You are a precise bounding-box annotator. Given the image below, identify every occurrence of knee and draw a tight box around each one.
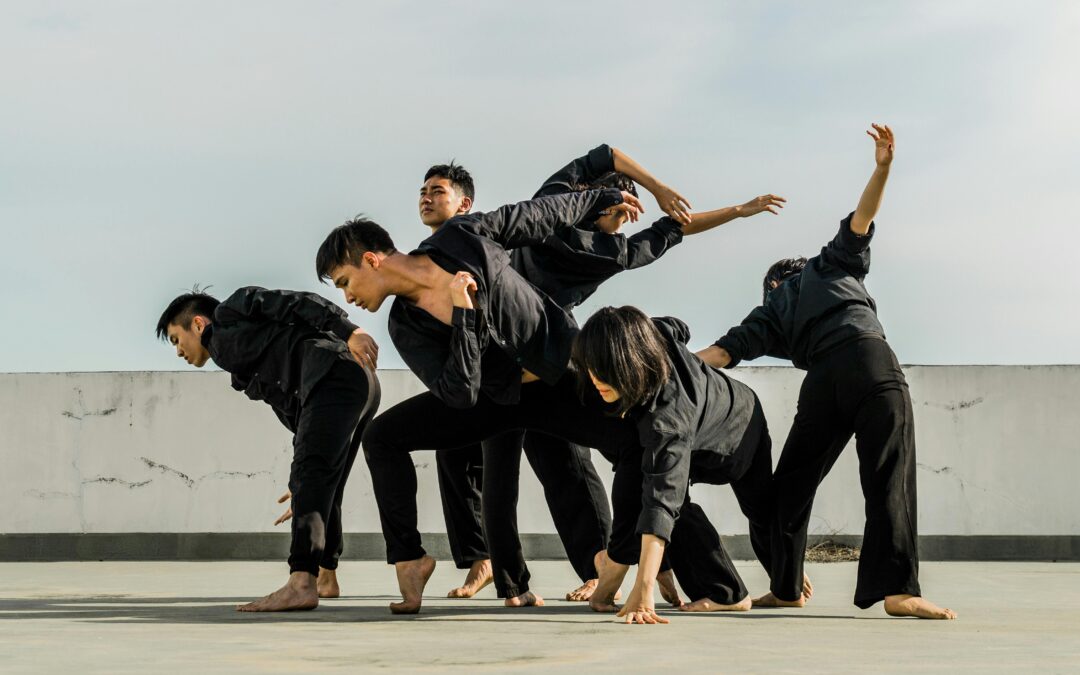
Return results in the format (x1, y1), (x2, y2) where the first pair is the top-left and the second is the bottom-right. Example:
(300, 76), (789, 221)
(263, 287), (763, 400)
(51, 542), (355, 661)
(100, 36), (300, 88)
(360, 415), (394, 461)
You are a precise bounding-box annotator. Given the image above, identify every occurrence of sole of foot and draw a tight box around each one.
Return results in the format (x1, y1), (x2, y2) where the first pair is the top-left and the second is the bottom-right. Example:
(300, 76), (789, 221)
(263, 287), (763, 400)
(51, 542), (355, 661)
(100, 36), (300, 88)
(390, 555), (436, 615)
(446, 559), (493, 599)
(751, 592), (805, 608)
(679, 596), (752, 612)
(884, 594), (957, 620)
(504, 591), (545, 608)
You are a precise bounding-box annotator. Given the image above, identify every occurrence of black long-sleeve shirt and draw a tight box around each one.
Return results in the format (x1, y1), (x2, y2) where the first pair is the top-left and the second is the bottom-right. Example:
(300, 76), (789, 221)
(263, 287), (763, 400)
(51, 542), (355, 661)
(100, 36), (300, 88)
(714, 214), (886, 370)
(628, 317), (759, 541)
(510, 144), (685, 309)
(202, 286), (360, 427)
(388, 189), (625, 409)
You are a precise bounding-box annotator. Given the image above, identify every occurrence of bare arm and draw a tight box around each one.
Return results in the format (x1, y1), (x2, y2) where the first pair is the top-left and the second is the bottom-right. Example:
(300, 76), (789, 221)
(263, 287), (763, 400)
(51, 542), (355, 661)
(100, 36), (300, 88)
(682, 194), (786, 236)
(695, 345), (732, 368)
(850, 123), (895, 235)
(612, 147), (693, 226)
(616, 534), (669, 625)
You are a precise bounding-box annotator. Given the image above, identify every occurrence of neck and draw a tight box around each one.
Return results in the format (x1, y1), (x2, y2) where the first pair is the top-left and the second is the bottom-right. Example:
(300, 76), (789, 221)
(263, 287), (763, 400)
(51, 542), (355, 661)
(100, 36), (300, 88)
(381, 252), (442, 303)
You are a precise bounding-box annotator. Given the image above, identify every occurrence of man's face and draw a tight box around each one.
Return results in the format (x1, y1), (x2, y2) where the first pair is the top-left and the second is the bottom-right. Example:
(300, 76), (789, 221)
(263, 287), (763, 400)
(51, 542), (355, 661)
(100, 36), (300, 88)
(329, 255), (389, 312)
(594, 208), (629, 235)
(419, 177), (471, 228)
(166, 317), (211, 367)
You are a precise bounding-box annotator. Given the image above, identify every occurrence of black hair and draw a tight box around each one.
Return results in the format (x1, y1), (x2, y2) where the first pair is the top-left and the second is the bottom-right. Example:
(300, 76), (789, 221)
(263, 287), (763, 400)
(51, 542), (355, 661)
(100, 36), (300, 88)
(570, 170), (639, 198)
(316, 216), (397, 282)
(571, 306), (671, 417)
(156, 287), (220, 341)
(763, 257), (807, 302)
(424, 162), (475, 201)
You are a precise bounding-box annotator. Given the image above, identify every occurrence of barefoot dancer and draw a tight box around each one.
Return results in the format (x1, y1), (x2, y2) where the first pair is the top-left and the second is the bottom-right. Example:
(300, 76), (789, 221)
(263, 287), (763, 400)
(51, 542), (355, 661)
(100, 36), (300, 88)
(570, 307), (775, 624)
(697, 125), (956, 620)
(425, 146), (786, 604)
(155, 287), (380, 612)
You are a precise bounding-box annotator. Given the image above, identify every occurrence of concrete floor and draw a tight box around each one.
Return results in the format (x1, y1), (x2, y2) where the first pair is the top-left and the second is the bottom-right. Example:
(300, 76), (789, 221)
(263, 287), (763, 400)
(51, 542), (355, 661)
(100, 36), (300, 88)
(0, 561), (1077, 674)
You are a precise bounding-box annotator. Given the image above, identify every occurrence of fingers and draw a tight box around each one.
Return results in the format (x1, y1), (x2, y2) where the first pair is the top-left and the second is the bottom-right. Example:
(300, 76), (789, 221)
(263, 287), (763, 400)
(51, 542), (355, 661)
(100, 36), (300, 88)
(621, 191), (645, 213)
(277, 491), (291, 504)
(273, 508), (292, 526)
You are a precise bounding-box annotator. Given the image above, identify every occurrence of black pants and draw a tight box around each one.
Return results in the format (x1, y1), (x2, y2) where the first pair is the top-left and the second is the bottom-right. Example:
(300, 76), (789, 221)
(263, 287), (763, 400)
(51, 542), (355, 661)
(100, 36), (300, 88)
(288, 360), (381, 575)
(480, 430), (612, 596)
(435, 445), (488, 569)
(362, 374), (638, 589)
(608, 399), (774, 605)
(770, 336), (920, 608)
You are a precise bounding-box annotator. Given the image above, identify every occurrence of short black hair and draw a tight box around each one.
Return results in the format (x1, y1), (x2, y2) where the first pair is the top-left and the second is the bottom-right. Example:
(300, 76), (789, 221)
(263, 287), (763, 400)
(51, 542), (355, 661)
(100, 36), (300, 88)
(156, 289), (220, 341)
(424, 162), (475, 201)
(571, 305), (670, 417)
(570, 171), (638, 198)
(763, 257), (807, 302)
(316, 216), (397, 282)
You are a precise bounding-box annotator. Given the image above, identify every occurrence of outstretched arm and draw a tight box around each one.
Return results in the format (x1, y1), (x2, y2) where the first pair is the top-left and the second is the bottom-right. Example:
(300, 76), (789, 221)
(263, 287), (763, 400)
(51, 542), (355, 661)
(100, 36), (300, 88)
(612, 147), (693, 226)
(682, 194), (786, 236)
(616, 534), (669, 625)
(850, 123), (894, 235)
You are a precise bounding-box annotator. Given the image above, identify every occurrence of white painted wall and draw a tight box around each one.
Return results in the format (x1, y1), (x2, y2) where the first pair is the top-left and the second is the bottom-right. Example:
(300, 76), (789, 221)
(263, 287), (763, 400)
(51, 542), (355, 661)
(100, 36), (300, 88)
(2, 367), (1076, 536)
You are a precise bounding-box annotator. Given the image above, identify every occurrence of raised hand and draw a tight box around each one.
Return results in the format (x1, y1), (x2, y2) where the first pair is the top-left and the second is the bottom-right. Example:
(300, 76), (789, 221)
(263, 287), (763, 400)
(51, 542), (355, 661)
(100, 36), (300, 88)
(650, 183), (692, 226)
(739, 194), (786, 217)
(347, 329), (379, 370)
(448, 271), (477, 310)
(867, 123), (895, 166)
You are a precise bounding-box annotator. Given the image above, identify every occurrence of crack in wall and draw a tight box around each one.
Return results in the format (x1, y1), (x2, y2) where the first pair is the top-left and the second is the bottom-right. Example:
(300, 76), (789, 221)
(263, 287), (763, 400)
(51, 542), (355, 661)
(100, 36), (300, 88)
(140, 458), (196, 487)
(917, 462), (1030, 515)
(24, 490), (78, 500)
(139, 457), (271, 488)
(81, 477), (152, 489)
(924, 397), (985, 412)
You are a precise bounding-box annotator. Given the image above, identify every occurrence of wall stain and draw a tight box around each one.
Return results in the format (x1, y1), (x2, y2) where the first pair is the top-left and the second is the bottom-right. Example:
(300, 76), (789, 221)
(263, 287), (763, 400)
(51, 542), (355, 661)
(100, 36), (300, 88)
(140, 458), (196, 487)
(139, 457), (271, 488)
(82, 477), (153, 489)
(924, 397), (985, 412)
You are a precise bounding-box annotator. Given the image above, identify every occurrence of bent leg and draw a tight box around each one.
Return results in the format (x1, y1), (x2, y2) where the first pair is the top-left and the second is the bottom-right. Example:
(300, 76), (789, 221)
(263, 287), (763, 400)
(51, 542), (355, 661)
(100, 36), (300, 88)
(668, 498), (750, 610)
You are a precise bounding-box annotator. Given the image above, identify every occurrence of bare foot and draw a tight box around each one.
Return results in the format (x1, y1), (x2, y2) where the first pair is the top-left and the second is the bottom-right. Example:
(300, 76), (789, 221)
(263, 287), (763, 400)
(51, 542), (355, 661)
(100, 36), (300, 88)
(802, 573), (814, 601)
(751, 591), (806, 608)
(566, 578), (598, 602)
(679, 595), (752, 612)
(504, 591), (545, 608)
(391, 555), (436, 614)
(656, 569), (684, 608)
(237, 571), (318, 612)
(589, 550), (625, 613)
(446, 559), (493, 598)
(884, 594), (957, 620)
(317, 568), (340, 598)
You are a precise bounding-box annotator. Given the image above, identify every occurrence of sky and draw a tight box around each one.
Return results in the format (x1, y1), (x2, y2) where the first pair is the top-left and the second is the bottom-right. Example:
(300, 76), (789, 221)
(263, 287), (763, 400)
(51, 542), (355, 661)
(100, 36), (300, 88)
(1, 1), (1078, 372)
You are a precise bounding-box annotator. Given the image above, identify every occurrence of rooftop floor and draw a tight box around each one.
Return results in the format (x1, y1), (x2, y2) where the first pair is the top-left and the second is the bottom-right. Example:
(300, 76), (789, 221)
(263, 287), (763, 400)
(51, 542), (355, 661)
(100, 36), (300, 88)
(1, 560), (1077, 673)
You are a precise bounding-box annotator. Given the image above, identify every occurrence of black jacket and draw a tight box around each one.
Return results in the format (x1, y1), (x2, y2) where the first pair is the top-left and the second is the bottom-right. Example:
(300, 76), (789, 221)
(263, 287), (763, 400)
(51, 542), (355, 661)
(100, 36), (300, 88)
(204, 286), (360, 428)
(511, 144), (684, 309)
(389, 189), (625, 409)
(715, 214), (886, 370)
(629, 317), (759, 541)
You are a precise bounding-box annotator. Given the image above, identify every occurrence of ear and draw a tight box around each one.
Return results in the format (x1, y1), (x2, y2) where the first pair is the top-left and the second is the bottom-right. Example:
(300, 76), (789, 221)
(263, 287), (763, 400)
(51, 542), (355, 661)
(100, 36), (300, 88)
(192, 315), (207, 333)
(362, 251), (382, 270)
(458, 195), (473, 214)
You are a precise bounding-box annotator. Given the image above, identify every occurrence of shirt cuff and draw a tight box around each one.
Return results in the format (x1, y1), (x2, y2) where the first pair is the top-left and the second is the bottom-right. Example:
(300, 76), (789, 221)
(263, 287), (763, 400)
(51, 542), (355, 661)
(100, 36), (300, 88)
(714, 337), (743, 368)
(839, 212), (875, 251)
(636, 506), (676, 542)
(656, 217), (685, 246)
(332, 320), (360, 342)
(451, 306), (477, 329)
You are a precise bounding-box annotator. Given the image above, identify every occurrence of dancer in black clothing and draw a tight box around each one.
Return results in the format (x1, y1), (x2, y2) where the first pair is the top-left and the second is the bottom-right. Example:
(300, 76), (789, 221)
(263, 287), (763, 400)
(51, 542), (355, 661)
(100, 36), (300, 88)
(155, 287), (381, 611)
(698, 124), (956, 620)
(570, 306), (775, 624)
(423, 146), (786, 604)
(318, 188), (642, 612)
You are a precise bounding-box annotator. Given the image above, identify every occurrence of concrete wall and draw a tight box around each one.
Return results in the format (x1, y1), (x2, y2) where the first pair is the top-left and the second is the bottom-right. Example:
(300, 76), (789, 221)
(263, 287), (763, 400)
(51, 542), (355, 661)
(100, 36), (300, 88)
(3, 366), (1078, 544)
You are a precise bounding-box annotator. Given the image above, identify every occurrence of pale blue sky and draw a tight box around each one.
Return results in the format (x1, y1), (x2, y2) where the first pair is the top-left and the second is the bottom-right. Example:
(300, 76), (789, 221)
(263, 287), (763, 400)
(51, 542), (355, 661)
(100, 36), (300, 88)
(1, 1), (1077, 372)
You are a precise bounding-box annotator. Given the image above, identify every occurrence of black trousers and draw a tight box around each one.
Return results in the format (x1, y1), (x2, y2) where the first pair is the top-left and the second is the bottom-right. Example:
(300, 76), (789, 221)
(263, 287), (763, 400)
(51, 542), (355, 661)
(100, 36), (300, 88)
(361, 374), (638, 592)
(770, 336), (921, 608)
(480, 430), (612, 596)
(288, 360), (381, 575)
(435, 445), (488, 569)
(608, 399), (774, 605)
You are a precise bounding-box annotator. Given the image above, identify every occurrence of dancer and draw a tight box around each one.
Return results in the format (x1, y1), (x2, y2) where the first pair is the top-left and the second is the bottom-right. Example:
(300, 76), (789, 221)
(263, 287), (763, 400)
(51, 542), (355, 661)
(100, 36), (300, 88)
(697, 124), (956, 619)
(570, 306), (776, 624)
(155, 287), (380, 611)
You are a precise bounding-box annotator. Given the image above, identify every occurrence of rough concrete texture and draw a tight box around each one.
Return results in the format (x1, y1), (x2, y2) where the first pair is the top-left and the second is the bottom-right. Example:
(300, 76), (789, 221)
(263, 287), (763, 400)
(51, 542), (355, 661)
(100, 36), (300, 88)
(1, 561), (1077, 673)
(4, 367), (1080, 539)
